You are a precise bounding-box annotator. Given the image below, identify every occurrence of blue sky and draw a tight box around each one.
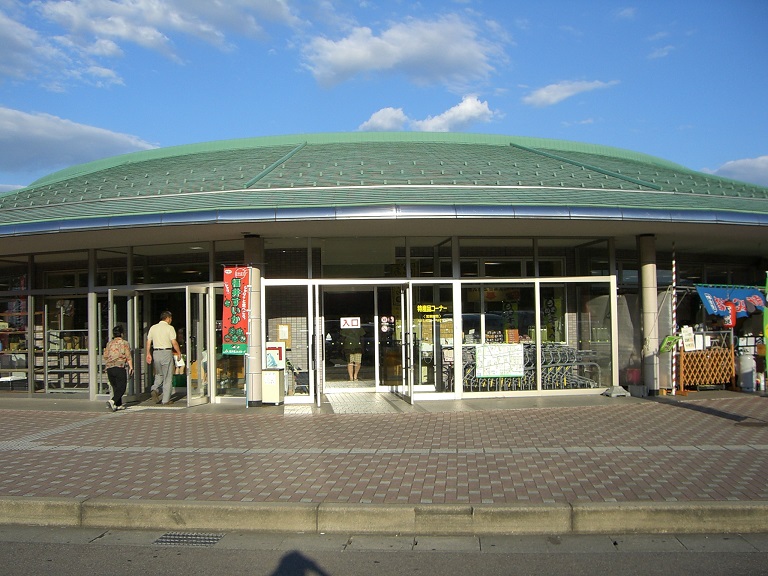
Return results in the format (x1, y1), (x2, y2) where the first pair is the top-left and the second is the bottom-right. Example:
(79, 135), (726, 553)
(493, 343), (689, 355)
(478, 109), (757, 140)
(0, 0), (766, 192)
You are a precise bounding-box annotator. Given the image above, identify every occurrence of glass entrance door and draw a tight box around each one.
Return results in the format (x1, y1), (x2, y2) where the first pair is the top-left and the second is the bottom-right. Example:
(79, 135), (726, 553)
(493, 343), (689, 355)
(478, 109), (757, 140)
(107, 289), (139, 400)
(316, 283), (412, 400)
(185, 286), (210, 407)
(322, 287), (375, 390)
(116, 285), (213, 406)
(376, 284), (412, 401)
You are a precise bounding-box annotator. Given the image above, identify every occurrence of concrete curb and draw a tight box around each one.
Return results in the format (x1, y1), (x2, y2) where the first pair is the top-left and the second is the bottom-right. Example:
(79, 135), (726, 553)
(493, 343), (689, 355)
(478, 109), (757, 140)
(571, 501), (768, 534)
(81, 499), (317, 533)
(2, 497), (768, 535)
(0, 496), (84, 528)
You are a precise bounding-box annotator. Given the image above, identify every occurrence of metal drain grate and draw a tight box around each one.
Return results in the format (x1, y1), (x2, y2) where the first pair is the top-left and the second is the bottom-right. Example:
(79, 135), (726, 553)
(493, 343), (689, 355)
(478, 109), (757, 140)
(153, 532), (224, 547)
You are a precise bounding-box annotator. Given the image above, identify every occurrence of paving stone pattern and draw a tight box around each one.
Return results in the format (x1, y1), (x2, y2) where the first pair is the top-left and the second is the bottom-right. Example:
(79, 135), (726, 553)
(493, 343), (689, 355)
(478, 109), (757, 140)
(1, 396), (767, 505)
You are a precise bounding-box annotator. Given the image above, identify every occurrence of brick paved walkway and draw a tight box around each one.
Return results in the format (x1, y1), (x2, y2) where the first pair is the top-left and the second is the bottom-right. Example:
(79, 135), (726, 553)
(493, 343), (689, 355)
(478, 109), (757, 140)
(1, 393), (767, 507)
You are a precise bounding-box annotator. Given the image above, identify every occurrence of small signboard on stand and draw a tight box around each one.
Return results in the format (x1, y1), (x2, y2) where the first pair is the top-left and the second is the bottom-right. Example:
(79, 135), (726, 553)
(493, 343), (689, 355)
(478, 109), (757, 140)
(263, 341), (286, 405)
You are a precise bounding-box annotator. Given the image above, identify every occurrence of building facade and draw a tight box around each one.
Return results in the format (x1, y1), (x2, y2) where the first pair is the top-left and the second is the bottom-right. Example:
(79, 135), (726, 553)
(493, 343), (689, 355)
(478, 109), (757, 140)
(0, 133), (765, 406)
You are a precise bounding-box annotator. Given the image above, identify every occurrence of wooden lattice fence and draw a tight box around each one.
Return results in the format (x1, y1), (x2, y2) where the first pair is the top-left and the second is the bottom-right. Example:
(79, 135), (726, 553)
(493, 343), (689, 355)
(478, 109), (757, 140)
(678, 332), (734, 391)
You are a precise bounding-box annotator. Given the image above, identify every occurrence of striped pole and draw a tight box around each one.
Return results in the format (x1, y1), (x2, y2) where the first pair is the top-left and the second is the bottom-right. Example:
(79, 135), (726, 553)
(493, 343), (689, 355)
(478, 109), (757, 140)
(671, 243), (677, 395)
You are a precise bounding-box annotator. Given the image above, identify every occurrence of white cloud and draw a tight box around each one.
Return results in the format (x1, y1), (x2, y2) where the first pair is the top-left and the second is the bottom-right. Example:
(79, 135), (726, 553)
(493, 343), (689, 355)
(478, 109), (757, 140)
(0, 183), (24, 193)
(411, 96), (495, 132)
(522, 80), (619, 107)
(710, 156), (768, 187)
(0, 8), (64, 80)
(303, 15), (503, 90)
(360, 96), (496, 133)
(561, 118), (595, 127)
(648, 45), (674, 59)
(0, 106), (155, 174)
(0, 1), (302, 88)
(358, 107), (408, 131)
(647, 31), (669, 42)
(614, 7), (637, 20)
(35, 0), (301, 53)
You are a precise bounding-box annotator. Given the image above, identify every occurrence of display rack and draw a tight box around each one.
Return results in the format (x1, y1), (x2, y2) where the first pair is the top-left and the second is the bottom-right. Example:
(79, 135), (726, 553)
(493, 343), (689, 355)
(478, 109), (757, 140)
(0, 310), (37, 391)
(44, 329), (90, 390)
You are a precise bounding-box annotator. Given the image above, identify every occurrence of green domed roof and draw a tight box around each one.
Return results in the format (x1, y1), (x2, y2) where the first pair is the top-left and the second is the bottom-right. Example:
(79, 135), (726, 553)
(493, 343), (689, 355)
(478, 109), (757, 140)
(1, 132), (766, 234)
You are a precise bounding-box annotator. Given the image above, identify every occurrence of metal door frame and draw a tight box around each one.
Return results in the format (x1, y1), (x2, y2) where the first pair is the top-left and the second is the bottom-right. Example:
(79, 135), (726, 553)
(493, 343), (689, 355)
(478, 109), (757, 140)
(304, 279), (414, 405)
(108, 284), (214, 406)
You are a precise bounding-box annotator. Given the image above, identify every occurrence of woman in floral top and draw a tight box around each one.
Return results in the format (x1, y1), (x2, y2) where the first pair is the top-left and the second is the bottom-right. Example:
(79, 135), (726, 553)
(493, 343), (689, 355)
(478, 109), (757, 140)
(103, 325), (133, 411)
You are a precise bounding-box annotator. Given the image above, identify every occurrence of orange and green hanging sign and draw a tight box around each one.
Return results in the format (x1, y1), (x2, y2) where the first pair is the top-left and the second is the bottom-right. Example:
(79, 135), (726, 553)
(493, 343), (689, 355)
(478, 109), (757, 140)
(222, 266), (250, 355)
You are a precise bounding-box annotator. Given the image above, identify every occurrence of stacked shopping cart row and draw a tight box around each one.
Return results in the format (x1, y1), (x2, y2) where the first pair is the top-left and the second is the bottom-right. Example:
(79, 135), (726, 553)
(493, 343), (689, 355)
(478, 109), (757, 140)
(445, 343), (601, 392)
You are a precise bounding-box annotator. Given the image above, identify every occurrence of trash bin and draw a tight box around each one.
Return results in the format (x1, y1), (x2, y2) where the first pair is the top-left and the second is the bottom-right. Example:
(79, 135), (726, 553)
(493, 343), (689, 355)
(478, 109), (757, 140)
(738, 354), (756, 392)
(262, 369), (285, 405)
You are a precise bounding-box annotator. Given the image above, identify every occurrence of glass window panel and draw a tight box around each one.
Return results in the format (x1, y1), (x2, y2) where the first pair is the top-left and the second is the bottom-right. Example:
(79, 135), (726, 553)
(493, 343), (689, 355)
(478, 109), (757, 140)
(460, 283), (536, 393)
(215, 290), (245, 397)
(730, 266), (756, 286)
(590, 259), (610, 276)
(320, 237), (405, 278)
(35, 251), (88, 289)
(215, 240), (244, 281)
(407, 238), (453, 278)
(265, 285), (311, 397)
(42, 295), (89, 390)
(133, 243), (210, 285)
(440, 261), (453, 278)
(540, 285), (566, 344)
(537, 238), (580, 277)
(677, 264), (702, 287)
(96, 248), (128, 287)
(575, 282), (613, 390)
(412, 283), (453, 393)
(484, 260), (522, 278)
(459, 238), (533, 259)
(0, 295), (29, 350)
(657, 268), (673, 287)
(0, 257), (28, 293)
(0, 296), (34, 391)
(577, 240), (610, 276)
(538, 260), (563, 277)
(460, 260), (478, 277)
(705, 267), (729, 285)
(454, 280), (614, 394)
(265, 238), (308, 279)
(621, 267), (639, 286)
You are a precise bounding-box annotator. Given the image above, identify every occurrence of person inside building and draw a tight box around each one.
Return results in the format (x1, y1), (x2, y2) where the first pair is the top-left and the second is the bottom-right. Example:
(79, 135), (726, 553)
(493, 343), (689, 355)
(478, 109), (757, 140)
(340, 326), (365, 381)
(145, 310), (181, 405)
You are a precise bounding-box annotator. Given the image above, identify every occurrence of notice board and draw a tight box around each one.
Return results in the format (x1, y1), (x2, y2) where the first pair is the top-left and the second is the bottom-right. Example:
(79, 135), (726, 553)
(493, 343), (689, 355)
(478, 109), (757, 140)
(475, 344), (525, 377)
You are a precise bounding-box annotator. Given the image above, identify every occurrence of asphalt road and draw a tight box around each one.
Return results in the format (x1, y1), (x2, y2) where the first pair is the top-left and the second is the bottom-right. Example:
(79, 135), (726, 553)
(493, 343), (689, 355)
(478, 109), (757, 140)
(1, 527), (767, 576)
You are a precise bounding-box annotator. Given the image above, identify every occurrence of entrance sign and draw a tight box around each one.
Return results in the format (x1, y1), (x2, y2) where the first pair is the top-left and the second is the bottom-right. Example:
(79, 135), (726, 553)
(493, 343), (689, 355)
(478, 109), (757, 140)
(222, 266), (250, 355)
(340, 317), (361, 329)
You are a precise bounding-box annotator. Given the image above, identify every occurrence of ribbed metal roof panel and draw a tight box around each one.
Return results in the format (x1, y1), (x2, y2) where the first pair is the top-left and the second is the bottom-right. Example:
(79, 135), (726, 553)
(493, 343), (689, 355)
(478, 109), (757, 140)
(1, 133), (766, 237)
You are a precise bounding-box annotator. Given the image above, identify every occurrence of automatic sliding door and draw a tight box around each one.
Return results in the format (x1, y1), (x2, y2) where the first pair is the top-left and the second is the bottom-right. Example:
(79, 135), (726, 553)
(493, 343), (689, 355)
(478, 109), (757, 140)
(106, 289), (140, 399)
(322, 287), (374, 391)
(186, 286), (209, 406)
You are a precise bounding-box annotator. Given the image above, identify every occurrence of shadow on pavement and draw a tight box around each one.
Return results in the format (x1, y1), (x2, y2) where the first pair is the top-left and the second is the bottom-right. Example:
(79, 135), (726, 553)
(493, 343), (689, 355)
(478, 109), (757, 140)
(653, 393), (768, 425)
